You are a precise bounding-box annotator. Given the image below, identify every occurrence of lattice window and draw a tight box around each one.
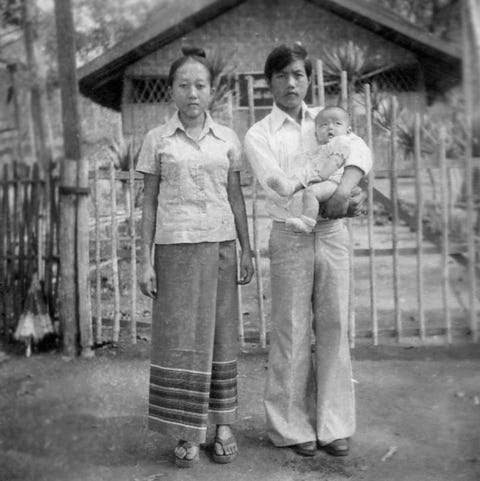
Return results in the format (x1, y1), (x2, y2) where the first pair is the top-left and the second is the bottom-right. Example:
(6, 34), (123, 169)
(131, 77), (170, 103)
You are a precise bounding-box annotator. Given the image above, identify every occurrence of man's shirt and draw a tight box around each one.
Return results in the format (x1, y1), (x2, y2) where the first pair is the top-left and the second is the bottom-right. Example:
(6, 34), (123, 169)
(244, 103), (372, 222)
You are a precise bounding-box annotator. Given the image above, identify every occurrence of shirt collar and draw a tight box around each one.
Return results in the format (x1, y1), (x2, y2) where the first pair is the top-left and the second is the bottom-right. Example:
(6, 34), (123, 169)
(270, 102), (316, 132)
(163, 111), (226, 141)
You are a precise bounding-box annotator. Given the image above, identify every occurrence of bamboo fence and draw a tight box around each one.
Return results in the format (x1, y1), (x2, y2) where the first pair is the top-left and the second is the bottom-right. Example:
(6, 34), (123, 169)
(2, 65), (479, 351)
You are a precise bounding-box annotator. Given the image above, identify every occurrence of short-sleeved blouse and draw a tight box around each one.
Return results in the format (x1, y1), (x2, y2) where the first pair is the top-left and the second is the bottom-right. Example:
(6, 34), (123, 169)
(136, 112), (242, 244)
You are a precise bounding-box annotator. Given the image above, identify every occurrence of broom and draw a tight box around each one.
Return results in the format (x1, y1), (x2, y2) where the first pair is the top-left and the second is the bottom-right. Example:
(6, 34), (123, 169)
(14, 273), (54, 357)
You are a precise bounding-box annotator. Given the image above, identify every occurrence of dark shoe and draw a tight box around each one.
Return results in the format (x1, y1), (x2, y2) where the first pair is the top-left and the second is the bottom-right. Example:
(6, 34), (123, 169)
(292, 441), (316, 456)
(322, 438), (349, 456)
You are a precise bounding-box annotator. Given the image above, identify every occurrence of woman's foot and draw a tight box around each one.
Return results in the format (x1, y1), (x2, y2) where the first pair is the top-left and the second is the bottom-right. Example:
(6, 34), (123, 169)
(174, 440), (200, 468)
(213, 424), (238, 464)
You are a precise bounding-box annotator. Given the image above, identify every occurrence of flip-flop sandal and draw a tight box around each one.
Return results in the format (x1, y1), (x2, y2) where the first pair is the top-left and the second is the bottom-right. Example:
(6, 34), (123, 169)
(174, 440), (199, 468)
(212, 436), (238, 464)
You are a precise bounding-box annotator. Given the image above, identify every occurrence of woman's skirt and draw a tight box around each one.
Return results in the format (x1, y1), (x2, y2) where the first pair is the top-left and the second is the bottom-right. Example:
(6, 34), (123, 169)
(148, 240), (239, 443)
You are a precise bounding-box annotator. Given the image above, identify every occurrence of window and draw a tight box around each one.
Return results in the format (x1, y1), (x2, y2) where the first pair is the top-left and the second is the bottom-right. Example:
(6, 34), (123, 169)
(130, 77), (170, 103)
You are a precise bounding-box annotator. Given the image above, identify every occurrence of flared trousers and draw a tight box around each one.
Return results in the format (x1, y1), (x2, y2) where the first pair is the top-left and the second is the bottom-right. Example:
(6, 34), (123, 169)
(265, 220), (355, 446)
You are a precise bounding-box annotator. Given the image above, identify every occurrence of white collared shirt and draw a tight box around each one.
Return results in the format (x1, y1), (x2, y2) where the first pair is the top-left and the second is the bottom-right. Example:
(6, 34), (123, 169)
(244, 103), (372, 221)
(136, 111), (241, 244)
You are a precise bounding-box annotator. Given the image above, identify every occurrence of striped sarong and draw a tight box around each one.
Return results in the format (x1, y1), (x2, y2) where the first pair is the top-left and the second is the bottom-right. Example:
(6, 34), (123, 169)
(148, 240), (239, 443)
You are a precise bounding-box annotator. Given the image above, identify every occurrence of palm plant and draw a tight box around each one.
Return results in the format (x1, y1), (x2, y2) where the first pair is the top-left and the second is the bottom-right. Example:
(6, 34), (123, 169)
(206, 45), (238, 123)
(319, 40), (394, 112)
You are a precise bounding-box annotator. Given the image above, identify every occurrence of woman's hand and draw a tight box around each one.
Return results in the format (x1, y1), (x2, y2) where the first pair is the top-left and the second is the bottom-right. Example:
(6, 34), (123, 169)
(237, 250), (254, 285)
(139, 262), (157, 299)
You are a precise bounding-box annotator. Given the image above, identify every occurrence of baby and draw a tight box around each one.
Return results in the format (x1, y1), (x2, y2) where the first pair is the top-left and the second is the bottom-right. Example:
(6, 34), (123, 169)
(267, 105), (364, 233)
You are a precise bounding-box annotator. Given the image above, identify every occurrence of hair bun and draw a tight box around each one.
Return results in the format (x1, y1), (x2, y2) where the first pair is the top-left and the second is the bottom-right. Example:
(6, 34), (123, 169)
(181, 46), (206, 58)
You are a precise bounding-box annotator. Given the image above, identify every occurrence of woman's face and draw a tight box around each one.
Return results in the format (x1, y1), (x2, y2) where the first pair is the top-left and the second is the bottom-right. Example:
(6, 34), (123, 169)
(268, 60), (310, 116)
(169, 59), (213, 121)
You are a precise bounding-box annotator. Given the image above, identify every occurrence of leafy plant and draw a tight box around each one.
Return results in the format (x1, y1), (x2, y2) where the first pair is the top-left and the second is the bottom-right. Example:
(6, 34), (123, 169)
(205, 45), (238, 121)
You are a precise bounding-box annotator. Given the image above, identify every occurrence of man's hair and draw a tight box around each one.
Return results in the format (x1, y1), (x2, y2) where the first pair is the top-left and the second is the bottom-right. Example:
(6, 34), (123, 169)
(264, 43), (312, 82)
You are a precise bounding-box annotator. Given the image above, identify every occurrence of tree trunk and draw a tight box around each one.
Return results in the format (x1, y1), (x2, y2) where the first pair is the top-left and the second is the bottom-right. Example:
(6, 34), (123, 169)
(54, 0), (93, 357)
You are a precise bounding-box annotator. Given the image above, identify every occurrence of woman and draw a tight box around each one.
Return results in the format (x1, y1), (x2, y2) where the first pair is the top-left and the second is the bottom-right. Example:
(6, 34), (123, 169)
(137, 46), (254, 467)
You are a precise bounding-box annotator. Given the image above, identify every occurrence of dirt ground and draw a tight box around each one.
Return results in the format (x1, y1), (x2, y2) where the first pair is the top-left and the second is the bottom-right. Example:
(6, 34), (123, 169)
(0, 340), (479, 481)
(1, 184), (479, 481)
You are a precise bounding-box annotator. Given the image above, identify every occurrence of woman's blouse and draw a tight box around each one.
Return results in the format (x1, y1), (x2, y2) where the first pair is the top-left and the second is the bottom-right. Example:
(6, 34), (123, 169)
(136, 112), (241, 244)
(244, 103), (372, 222)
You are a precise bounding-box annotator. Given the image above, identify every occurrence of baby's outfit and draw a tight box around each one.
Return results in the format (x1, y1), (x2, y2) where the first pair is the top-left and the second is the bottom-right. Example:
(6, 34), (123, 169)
(294, 134), (351, 188)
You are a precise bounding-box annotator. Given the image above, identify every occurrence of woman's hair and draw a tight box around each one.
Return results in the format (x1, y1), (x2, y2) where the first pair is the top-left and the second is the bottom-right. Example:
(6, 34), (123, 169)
(167, 46), (215, 86)
(264, 43), (312, 82)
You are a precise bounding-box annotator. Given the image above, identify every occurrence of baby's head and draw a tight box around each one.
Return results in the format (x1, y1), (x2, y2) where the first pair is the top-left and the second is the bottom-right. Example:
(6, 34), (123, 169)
(315, 106), (351, 144)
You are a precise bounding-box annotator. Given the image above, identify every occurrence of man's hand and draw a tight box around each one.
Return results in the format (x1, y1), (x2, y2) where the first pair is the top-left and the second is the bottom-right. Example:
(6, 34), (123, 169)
(346, 185), (367, 217)
(320, 185), (367, 219)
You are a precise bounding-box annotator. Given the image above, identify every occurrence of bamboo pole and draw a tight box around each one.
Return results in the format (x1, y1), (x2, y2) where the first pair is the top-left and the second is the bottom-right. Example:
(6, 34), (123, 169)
(340, 71), (348, 110)
(24, 167), (34, 294)
(247, 75), (266, 348)
(110, 159), (121, 345)
(339, 71), (356, 346)
(227, 91), (245, 347)
(18, 165), (29, 303)
(439, 126), (452, 344)
(5, 165), (13, 332)
(93, 161), (102, 344)
(129, 152), (137, 344)
(316, 59), (325, 108)
(7, 63), (24, 162)
(365, 84), (378, 345)
(414, 114), (426, 341)
(462, 0), (479, 342)
(390, 100), (401, 341)
(12, 162), (21, 321)
(0, 166), (7, 333)
(311, 61), (317, 106)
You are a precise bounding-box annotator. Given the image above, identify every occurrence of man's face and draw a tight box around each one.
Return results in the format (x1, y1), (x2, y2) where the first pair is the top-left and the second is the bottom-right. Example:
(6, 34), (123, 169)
(315, 108), (351, 144)
(268, 60), (310, 115)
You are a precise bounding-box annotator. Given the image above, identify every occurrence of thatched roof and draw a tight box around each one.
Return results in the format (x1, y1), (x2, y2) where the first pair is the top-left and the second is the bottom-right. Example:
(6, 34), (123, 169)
(78, 0), (461, 111)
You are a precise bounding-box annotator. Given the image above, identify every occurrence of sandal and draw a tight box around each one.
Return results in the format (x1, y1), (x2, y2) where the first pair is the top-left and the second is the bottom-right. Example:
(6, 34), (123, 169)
(212, 435), (238, 464)
(174, 440), (199, 468)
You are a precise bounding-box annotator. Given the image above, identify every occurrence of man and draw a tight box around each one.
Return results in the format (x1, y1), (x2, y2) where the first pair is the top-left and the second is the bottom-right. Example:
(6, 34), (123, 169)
(244, 44), (371, 457)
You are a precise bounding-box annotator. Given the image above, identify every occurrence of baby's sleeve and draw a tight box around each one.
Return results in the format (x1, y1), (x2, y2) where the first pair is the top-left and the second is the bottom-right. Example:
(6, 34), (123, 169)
(136, 130), (162, 176)
(343, 134), (372, 175)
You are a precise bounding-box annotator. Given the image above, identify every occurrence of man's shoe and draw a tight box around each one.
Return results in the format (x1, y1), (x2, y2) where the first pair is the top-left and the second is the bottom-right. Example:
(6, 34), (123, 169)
(322, 438), (349, 456)
(292, 441), (316, 457)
